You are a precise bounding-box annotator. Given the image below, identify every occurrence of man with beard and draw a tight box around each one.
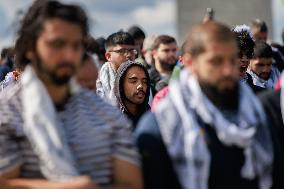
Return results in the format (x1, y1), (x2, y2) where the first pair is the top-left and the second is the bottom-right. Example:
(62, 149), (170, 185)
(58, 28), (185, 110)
(96, 31), (137, 105)
(250, 19), (284, 72)
(134, 21), (281, 189)
(247, 41), (280, 90)
(114, 61), (150, 128)
(0, 1), (142, 189)
(149, 35), (177, 93)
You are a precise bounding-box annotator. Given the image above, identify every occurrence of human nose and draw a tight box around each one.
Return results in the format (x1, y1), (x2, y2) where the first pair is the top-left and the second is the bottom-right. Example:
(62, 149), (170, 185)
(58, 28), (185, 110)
(137, 80), (145, 90)
(168, 50), (177, 57)
(222, 61), (235, 76)
(125, 52), (135, 61)
(137, 82), (142, 89)
(263, 65), (271, 72)
(63, 46), (80, 62)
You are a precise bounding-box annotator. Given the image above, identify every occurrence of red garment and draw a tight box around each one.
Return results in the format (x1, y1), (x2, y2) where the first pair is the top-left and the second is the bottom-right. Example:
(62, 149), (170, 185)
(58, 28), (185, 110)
(275, 78), (281, 90)
(151, 86), (169, 112)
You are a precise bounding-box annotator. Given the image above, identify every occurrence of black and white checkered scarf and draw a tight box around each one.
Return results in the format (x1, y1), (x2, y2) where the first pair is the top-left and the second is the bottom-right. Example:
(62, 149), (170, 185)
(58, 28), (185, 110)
(155, 70), (273, 189)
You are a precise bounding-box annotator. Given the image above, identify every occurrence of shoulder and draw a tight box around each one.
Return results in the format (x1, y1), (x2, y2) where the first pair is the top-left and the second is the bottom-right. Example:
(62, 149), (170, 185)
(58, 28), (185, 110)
(136, 112), (159, 131)
(75, 89), (129, 125)
(134, 112), (162, 143)
(0, 83), (23, 130)
(151, 86), (169, 111)
(246, 73), (266, 94)
(0, 82), (21, 101)
(258, 89), (280, 107)
(98, 62), (112, 74)
(0, 83), (22, 112)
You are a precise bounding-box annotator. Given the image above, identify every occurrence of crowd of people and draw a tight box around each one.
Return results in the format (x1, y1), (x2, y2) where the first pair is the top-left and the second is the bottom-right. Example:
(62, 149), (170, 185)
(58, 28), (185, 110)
(1, 0), (284, 189)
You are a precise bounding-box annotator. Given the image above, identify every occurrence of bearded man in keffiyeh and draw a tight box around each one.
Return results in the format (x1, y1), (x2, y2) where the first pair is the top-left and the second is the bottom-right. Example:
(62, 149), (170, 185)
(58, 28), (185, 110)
(134, 21), (282, 189)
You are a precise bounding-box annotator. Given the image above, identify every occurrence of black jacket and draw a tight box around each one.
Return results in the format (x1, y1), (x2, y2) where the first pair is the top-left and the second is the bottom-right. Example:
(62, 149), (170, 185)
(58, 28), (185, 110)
(259, 89), (284, 189)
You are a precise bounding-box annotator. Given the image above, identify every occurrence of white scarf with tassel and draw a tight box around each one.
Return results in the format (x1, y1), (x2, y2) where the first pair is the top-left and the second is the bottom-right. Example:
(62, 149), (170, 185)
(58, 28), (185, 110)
(21, 66), (80, 180)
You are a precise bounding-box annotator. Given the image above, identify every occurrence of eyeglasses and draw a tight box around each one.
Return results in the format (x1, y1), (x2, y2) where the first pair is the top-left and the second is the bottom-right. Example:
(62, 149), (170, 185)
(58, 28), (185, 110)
(109, 48), (138, 55)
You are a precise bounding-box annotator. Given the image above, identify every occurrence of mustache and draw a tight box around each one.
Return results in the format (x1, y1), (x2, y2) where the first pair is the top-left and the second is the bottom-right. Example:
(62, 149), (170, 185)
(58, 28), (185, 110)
(55, 62), (76, 69)
(135, 90), (146, 95)
(217, 76), (236, 83)
(260, 72), (270, 75)
(260, 72), (270, 78)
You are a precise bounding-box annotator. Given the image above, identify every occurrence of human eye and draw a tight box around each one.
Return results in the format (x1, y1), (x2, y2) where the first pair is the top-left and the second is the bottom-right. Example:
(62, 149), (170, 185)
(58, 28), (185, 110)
(47, 40), (65, 49)
(119, 49), (127, 54)
(230, 58), (237, 65)
(131, 49), (138, 55)
(72, 42), (83, 51)
(210, 57), (222, 66)
(128, 78), (137, 83)
(164, 49), (171, 53)
(142, 79), (148, 84)
(257, 63), (265, 67)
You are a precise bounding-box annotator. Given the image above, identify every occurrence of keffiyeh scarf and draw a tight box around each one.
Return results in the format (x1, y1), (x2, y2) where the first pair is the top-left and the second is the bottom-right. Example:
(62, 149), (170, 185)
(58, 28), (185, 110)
(21, 66), (80, 180)
(155, 70), (273, 189)
(247, 66), (280, 89)
(96, 62), (117, 105)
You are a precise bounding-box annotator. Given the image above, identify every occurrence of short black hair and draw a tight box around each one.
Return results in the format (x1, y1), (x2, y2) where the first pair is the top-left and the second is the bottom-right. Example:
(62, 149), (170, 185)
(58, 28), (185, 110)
(95, 37), (107, 62)
(105, 31), (135, 50)
(15, 0), (89, 69)
(85, 35), (100, 55)
(253, 41), (273, 59)
(127, 25), (146, 40)
(1, 47), (14, 60)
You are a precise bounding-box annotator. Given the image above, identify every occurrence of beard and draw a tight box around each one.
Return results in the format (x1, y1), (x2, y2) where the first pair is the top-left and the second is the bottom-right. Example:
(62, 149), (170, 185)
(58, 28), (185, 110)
(259, 72), (270, 80)
(124, 89), (146, 105)
(33, 54), (76, 86)
(158, 57), (177, 72)
(199, 79), (239, 111)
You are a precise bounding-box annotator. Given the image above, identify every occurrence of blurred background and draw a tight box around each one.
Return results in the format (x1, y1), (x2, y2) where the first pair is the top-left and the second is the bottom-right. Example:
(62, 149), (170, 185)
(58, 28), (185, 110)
(0, 0), (283, 49)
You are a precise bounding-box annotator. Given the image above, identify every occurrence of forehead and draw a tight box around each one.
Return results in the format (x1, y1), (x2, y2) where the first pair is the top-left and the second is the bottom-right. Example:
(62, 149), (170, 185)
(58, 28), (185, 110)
(158, 42), (177, 49)
(204, 40), (237, 55)
(253, 58), (272, 64)
(111, 44), (135, 50)
(125, 66), (146, 77)
(39, 18), (83, 41)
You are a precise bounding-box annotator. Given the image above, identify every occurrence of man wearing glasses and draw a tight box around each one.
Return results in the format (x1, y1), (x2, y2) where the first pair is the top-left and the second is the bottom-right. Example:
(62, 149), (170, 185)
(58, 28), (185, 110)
(96, 31), (137, 105)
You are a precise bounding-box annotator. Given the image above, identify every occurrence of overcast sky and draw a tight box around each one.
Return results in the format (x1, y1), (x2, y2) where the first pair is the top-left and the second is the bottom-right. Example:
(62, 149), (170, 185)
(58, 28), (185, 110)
(0, 0), (177, 49)
(1, 0), (283, 50)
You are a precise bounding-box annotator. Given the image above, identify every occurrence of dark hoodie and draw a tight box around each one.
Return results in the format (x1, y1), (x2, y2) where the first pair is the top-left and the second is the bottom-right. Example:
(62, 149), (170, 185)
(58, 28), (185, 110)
(114, 61), (151, 129)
